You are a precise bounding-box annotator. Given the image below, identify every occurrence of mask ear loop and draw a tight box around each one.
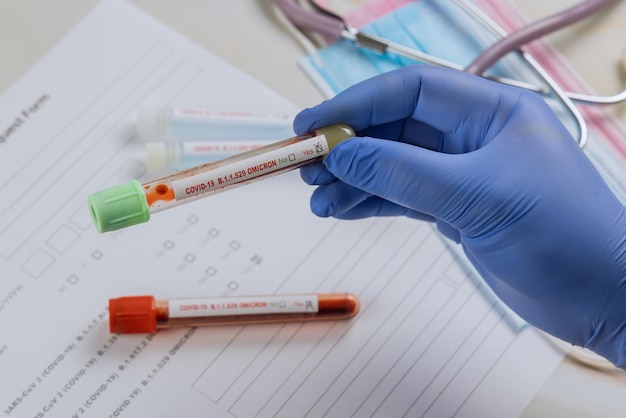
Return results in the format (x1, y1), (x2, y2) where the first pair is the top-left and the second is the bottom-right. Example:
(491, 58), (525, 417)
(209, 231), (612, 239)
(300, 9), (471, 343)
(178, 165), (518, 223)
(454, 0), (589, 148)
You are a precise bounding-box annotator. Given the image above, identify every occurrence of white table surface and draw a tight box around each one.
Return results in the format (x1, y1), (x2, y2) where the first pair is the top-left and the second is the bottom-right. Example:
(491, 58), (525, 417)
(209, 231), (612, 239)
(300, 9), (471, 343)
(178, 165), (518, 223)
(1, 1), (625, 416)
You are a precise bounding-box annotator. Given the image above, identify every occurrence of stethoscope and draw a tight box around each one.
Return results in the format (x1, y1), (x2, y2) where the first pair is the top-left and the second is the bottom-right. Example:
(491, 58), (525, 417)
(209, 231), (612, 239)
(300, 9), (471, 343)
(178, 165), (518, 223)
(272, 0), (626, 148)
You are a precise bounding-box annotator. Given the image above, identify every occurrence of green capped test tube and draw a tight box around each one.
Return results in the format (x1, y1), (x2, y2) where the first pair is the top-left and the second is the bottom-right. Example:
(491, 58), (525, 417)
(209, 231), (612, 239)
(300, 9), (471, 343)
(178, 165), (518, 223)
(88, 124), (355, 233)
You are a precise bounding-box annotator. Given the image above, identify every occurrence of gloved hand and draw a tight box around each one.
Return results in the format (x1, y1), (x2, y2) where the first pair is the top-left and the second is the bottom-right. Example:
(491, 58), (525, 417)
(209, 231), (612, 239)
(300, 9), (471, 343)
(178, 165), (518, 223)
(295, 65), (626, 368)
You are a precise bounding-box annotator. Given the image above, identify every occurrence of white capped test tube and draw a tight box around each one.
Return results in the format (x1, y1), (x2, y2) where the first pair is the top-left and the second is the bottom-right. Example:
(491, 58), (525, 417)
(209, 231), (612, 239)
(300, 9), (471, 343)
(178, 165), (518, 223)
(88, 124), (355, 233)
(146, 140), (275, 172)
(137, 107), (295, 141)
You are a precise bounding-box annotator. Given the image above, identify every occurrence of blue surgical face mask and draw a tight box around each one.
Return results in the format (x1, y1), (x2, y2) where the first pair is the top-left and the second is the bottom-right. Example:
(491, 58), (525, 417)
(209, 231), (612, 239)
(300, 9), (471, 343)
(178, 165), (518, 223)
(300, 1), (505, 94)
(299, 1), (578, 136)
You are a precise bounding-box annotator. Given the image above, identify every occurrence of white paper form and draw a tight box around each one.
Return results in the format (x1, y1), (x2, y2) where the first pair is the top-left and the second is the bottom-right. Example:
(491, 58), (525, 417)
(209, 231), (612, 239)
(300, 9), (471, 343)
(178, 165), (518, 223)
(0, 1), (565, 417)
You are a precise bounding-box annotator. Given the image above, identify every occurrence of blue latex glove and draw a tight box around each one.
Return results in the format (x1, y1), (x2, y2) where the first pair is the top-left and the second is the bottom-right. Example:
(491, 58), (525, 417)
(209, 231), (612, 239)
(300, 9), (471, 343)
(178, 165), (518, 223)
(295, 65), (626, 368)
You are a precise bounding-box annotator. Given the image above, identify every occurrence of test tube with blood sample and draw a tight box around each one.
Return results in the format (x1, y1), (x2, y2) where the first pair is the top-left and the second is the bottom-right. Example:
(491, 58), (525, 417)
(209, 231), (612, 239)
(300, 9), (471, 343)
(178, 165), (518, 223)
(88, 124), (355, 233)
(108, 292), (360, 334)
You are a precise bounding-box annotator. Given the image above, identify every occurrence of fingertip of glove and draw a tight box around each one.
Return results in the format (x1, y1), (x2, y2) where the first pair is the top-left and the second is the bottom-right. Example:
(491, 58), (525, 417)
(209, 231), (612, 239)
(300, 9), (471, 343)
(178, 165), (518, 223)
(299, 165), (316, 185)
(322, 138), (359, 176)
(300, 164), (335, 186)
(293, 108), (318, 135)
(310, 198), (333, 218)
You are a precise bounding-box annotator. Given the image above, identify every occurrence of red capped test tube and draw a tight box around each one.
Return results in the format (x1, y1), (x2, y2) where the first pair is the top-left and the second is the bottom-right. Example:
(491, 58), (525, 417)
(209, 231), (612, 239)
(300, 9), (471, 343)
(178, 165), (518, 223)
(109, 292), (360, 334)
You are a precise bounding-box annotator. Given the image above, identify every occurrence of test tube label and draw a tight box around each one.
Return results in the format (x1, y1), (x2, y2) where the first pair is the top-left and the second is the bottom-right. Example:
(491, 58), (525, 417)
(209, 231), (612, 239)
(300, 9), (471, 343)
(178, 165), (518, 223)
(170, 135), (329, 201)
(182, 141), (269, 155)
(169, 295), (319, 318)
(171, 108), (293, 127)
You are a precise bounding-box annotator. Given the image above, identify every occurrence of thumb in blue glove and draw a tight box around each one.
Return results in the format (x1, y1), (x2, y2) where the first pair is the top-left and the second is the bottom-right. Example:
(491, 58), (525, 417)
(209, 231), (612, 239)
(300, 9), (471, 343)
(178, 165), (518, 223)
(295, 65), (626, 368)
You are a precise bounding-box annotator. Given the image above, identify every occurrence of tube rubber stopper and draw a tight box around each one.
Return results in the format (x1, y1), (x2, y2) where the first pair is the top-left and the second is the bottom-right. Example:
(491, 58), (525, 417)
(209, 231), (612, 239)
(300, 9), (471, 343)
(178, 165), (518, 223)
(109, 296), (157, 334)
(88, 179), (151, 233)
